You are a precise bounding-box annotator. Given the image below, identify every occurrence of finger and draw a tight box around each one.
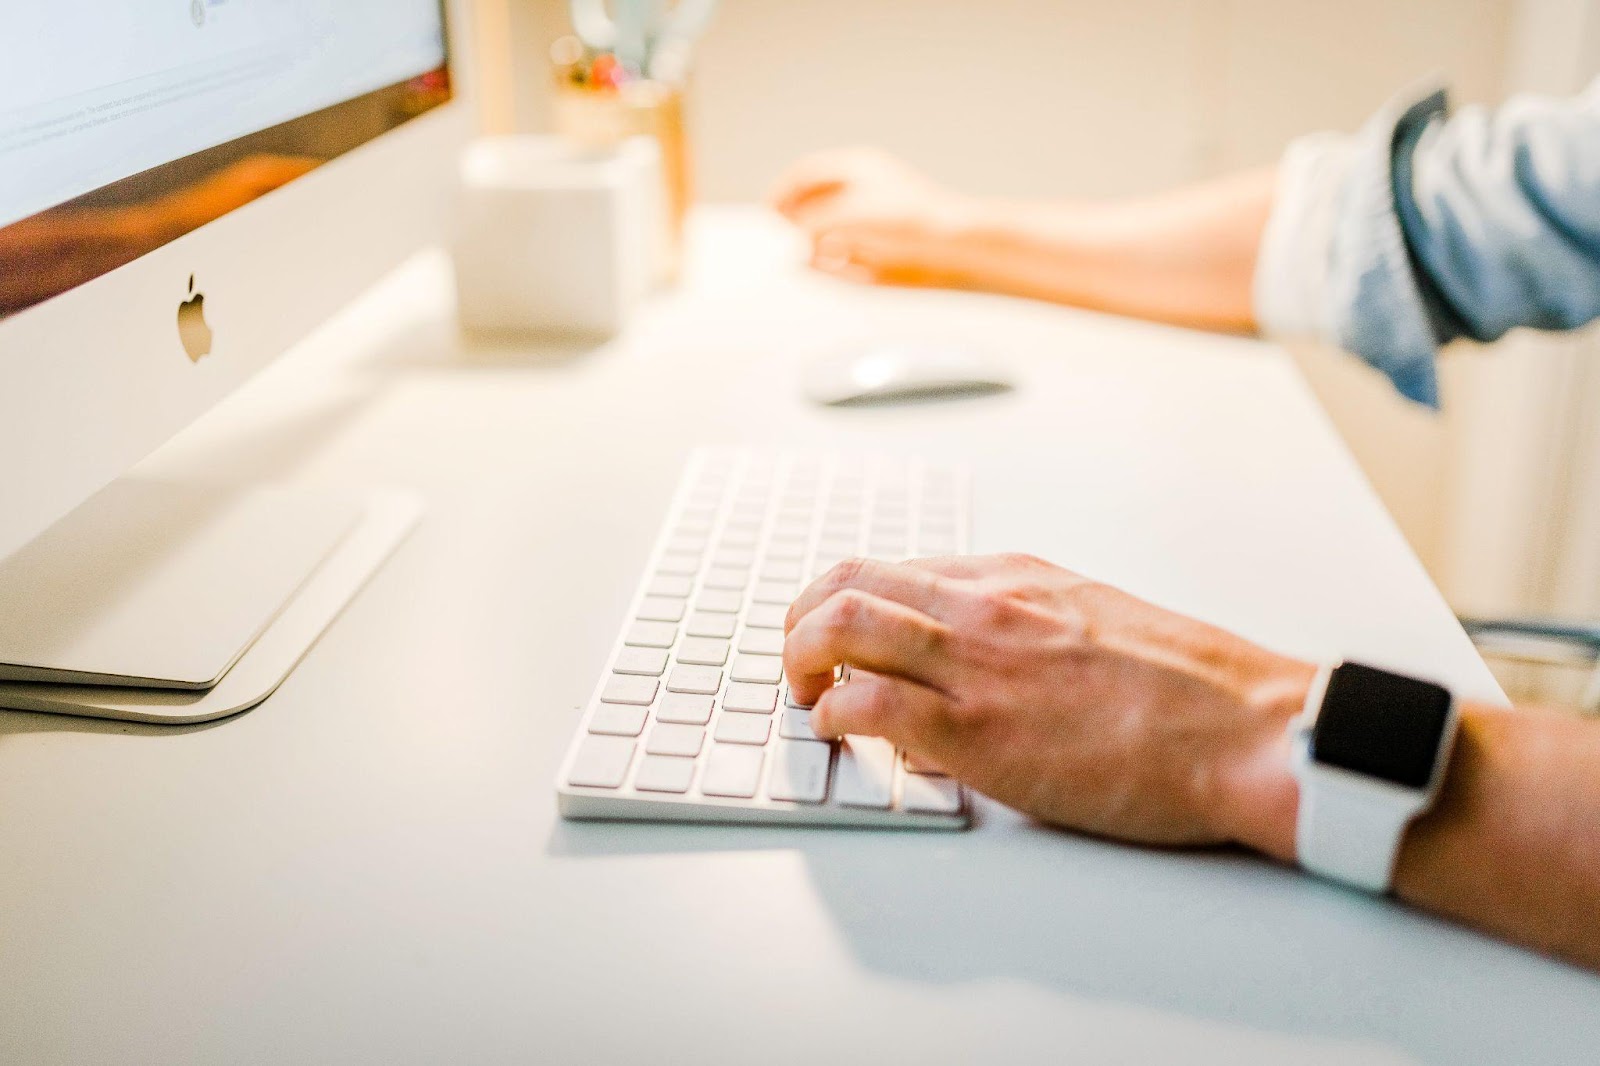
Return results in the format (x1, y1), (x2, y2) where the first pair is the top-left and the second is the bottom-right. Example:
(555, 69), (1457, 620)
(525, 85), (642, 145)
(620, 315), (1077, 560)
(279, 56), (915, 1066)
(783, 589), (952, 706)
(768, 147), (874, 216)
(810, 232), (873, 279)
(901, 554), (1077, 581)
(804, 227), (948, 290)
(774, 176), (846, 220)
(810, 670), (952, 748)
(769, 155), (854, 217)
(785, 557), (956, 635)
(810, 253), (883, 286)
(898, 556), (1004, 579)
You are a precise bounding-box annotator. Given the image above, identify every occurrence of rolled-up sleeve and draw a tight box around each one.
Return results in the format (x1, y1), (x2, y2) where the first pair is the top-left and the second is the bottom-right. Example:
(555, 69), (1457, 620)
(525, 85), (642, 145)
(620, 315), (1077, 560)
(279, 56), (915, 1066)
(1254, 78), (1600, 408)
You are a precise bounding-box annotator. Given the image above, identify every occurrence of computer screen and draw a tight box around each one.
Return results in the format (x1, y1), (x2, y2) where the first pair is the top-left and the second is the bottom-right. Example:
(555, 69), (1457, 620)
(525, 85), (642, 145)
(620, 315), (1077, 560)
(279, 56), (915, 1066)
(0, 1), (450, 316)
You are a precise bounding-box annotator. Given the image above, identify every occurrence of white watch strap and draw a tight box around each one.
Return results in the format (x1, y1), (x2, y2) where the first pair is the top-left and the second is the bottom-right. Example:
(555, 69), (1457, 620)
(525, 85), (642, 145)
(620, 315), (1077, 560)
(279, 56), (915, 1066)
(1295, 768), (1417, 893)
(1292, 662), (1444, 894)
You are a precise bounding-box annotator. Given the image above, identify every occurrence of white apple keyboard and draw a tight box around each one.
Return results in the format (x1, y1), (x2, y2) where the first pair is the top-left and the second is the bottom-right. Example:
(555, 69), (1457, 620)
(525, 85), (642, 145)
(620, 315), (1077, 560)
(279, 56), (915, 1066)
(556, 448), (971, 829)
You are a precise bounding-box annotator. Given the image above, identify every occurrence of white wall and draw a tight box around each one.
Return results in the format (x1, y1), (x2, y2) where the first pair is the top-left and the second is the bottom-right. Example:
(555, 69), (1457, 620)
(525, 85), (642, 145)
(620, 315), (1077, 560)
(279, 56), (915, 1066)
(512, 0), (1511, 198)
(505, 1), (1600, 621)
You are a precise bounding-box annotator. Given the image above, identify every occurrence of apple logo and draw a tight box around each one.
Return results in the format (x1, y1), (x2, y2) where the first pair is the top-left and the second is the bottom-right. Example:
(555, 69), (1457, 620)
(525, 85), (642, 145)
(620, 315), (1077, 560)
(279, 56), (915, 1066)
(177, 274), (213, 363)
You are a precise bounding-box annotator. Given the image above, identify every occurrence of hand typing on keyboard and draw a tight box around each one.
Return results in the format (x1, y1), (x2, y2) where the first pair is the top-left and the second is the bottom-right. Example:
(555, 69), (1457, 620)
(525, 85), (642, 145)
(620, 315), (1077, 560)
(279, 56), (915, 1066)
(558, 449), (972, 828)
(783, 554), (1317, 856)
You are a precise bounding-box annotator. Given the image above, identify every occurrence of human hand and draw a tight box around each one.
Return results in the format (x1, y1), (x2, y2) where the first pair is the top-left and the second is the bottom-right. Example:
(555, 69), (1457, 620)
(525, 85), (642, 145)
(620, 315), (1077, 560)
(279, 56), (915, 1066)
(768, 147), (982, 287)
(783, 554), (1314, 857)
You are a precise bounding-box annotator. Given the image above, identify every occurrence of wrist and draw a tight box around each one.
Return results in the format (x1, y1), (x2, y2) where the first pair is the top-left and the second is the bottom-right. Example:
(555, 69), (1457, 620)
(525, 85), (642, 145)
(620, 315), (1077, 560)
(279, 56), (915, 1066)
(1216, 656), (1315, 863)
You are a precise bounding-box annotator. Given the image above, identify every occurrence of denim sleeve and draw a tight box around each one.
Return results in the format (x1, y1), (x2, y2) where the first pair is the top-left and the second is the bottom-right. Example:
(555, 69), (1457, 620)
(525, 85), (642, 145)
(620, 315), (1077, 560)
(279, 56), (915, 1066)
(1255, 78), (1600, 408)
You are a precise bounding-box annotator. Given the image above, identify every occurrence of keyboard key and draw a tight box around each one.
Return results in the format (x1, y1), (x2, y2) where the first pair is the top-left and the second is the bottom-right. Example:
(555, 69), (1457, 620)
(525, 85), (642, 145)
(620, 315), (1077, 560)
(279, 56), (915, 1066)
(666, 534), (708, 555)
(712, 548), (755, 569)
(696, 590), (743, 614)
(745, 603), (789, 630)
(633, 754), (696, 794)
(701, 745), (765, 798)
(601, 674), (658, 705)
(613, 647), (669, 676)
(723, 681), (778, 714)
(720, 528), (757, 547)
(737, 628), (785, 656)
(567, 735), (636, 788)
(656, 692), (714, 725)
(759, 560), (803, 582)
(637, 597), (686, 623)
(779, 708), (819, 740)
(667, 666), (722, 695)
(624, 621), (677, 648)
(676, 637), (729, 666)
(658, 553), (701, 575)
(818, 536), (858, 556)
(753, 583), (797, 605)
(686, 612), (737, 639)
(589, 703), (648, 736)
(765, 539), (807, 560)
(703, 568), (749, 590)
(731, 654), (783, 685)
(835, 735), (896, 808)
(714, 712), (771, 745)
(646, 574), (693, 598)
(646, 723), (705, 758)
(767, 740), (831, 803)
(903, 750), (945, 775)
(900, 773), (963, 815)
(784, 685), (812, 709)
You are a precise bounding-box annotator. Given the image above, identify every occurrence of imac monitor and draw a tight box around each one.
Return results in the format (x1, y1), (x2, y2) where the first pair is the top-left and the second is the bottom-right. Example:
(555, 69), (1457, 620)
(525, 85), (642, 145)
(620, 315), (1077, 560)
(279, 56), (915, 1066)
(0, 1), (472, 563)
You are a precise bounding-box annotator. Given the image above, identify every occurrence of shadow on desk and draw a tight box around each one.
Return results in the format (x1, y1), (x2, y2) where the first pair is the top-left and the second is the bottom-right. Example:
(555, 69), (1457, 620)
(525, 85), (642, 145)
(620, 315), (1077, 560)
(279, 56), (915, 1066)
(0, 706), (239, 741)
(367, 312), (604, 374)
(549, 799), (1597, 1066)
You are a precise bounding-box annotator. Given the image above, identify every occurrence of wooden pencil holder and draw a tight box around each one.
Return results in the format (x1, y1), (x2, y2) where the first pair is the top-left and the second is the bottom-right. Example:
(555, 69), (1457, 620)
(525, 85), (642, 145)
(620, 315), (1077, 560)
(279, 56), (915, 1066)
(552, 79), (691, 283)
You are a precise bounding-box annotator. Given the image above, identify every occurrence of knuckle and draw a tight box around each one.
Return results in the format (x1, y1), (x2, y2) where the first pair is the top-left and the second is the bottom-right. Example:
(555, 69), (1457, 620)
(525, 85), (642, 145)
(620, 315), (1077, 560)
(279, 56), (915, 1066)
(830, 556), (869, 588)
(998, 551), (1048, 571)
(824, 588), (869, 633)
(968, 587), (1018, 628)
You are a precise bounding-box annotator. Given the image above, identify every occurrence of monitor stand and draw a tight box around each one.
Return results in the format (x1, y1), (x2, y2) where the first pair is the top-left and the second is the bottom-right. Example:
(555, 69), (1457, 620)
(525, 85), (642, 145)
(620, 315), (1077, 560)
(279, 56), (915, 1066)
(0, 480), (421, 724)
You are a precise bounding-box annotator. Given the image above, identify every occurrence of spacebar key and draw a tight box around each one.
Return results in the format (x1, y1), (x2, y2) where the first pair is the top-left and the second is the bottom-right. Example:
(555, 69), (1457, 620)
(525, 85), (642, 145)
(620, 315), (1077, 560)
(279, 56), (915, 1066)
(834, 735), (895, 808)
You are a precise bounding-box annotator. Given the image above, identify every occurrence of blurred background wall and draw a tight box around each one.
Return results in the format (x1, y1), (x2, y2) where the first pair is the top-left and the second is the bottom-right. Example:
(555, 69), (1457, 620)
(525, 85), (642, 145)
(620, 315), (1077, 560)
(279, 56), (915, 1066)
(489, 0), (1600, 659)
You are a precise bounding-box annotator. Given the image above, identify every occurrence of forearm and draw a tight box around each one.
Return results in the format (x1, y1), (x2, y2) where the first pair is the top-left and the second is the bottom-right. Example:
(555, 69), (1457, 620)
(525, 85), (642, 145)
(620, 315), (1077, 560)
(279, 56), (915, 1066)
(1392, 704), (1600, 968)
(949, 167), (1278, 332)
(1232, 695), (1600, 968)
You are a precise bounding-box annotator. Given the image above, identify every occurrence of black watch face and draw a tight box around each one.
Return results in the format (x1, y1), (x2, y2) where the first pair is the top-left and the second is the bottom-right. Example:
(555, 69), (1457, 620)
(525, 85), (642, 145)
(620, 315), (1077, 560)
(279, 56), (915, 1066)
(1311, 663), (1452, 788)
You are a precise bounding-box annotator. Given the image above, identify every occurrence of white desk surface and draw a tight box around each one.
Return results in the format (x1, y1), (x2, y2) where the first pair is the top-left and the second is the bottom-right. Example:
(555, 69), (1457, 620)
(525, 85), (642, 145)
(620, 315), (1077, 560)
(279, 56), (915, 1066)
(1, 209), (1594, 1065)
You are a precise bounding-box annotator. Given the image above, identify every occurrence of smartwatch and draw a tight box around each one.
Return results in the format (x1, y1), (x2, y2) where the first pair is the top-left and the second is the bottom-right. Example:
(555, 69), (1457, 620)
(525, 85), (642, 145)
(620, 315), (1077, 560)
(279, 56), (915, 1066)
(1290, 661), (1460, 893)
